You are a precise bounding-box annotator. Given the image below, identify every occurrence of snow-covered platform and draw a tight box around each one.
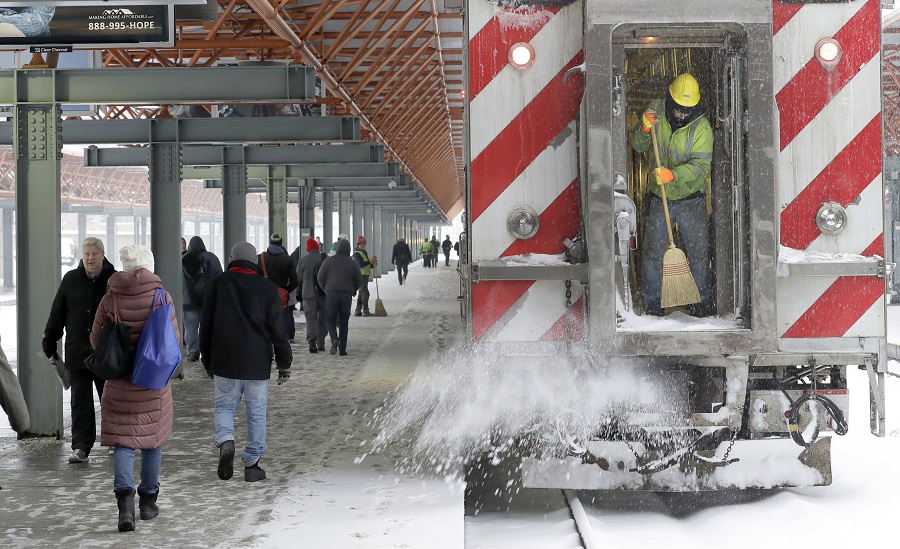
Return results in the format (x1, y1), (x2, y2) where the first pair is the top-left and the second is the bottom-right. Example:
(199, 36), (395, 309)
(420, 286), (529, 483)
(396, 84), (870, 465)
(0, 261), (465, 548)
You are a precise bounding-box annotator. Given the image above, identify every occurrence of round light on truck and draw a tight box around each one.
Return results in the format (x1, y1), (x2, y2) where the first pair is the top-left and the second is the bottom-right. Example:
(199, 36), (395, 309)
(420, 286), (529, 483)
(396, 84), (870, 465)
(507, 208), (539, 239)
(815, 38), (842, 70)
(815, 201), (847, 236)
(508, 42), (535, 70)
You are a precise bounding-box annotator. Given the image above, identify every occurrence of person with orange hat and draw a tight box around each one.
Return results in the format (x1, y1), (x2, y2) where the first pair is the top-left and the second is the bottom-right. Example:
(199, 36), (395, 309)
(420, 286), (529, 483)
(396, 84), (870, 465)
(632, 72), (714, 317)
(352, 235), (377, 317)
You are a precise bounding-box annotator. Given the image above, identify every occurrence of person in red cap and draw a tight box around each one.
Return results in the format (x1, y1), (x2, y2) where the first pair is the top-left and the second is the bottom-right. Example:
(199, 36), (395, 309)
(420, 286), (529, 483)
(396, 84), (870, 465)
(296, 237), (328, 353)
(352, 235), (377, 317)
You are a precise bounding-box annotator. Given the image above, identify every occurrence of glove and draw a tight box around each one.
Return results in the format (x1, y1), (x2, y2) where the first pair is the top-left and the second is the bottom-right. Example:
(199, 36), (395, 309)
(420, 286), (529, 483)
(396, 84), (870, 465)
(277, 369), (291, 385)
(641, 110), (658, 133)
(654, 167), (674, 185)
(42, 339), (58, 360)
(371, 256), (377, 267)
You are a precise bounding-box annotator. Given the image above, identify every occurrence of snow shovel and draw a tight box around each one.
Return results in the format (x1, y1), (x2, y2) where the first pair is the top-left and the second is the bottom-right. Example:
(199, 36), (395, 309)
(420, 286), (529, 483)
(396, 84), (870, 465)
(373, 276), (387, 317)
(650, 123), (701, 309)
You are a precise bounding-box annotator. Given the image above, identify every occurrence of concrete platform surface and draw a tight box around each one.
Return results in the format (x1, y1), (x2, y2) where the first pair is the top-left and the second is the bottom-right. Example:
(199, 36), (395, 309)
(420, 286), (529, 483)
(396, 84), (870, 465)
(0, 262), (465, 548)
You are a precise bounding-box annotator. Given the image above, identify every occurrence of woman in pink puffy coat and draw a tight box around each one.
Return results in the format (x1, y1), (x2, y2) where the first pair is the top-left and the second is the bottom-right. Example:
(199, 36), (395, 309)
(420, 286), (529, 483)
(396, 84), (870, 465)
(90, 245), (179, 533)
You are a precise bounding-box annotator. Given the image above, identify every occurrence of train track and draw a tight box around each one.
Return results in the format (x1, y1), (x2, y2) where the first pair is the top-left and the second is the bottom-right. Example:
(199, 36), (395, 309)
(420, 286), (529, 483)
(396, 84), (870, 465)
(464, 454), (598, 548)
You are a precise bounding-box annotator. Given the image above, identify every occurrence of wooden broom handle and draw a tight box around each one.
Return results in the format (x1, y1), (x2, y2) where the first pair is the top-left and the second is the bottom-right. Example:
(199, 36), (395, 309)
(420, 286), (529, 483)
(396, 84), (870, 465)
(650, 123), (675, 247)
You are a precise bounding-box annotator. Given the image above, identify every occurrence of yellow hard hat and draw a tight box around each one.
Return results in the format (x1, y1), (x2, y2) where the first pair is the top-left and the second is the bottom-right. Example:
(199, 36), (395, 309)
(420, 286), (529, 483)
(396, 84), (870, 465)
(669, 73), (700, 107)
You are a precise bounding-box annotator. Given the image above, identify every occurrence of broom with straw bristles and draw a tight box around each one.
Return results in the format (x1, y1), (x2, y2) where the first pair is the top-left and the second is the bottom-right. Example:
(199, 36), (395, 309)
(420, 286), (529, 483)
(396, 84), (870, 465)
(650, 123), (701, 309)
(373, 276), (387, 316)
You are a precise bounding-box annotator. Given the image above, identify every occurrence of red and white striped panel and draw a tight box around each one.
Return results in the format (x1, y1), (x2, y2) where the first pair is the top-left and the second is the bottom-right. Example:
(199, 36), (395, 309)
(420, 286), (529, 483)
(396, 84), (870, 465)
(468, 0), (584, 341)
(774, 0), (885, 338)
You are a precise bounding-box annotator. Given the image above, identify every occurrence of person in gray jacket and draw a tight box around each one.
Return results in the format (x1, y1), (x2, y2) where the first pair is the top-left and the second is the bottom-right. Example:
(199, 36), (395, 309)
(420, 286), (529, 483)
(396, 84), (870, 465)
(316, 239), (361, 356)
(296, 238), (327, 354)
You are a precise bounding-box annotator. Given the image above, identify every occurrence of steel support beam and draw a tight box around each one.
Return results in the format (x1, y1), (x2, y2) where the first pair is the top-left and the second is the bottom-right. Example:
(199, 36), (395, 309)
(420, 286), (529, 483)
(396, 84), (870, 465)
(268, 166), (288, 246)
(352, 199), (364, 244)
(364, 203), (375, 276)
(16, 103), (63, 437)
(149, 135), (183, 341)
(338, 193), (351, 239)
(0, 117), (360, 146)
(85, 142), (383, 167)
(322, 190), (334, 253)
(185, 162), (396, 180)
(222, 160), (248, 262)
(0, 66), (316, 105)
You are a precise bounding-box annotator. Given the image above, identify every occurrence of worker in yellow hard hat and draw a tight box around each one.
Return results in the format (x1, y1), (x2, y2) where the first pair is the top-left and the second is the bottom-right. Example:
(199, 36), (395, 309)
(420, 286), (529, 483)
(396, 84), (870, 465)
(631, 73), (714, 317)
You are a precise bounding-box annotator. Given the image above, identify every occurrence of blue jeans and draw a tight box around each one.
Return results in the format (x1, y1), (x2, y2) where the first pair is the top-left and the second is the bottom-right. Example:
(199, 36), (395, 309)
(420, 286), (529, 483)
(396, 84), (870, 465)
(641, 192), (712, 315)
(113, 446), (161, 494)
(183, 309), (201, 356)
(213, 376), (268, 467)
(325, 292), (352, 353)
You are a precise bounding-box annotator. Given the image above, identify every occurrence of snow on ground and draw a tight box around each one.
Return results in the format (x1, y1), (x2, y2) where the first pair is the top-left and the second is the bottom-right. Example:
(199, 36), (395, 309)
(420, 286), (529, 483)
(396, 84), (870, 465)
(2, 266), (900, 548)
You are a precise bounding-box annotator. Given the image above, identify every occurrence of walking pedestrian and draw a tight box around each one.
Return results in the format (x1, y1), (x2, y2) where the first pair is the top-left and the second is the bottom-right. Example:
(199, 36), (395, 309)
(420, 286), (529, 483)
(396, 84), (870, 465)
(441, 236), (452, 267)
(259, 233), (299, 339)
(391, 237), (412, 285)
(90, 245), (178, 532)
(181, 236), (223, 362)
(317, 239), (360, 357)
(0, 334), (29, 435)
(42, 236), (116, 463)
(421, 239), (433, 268)
(200, 242), (292, 483)
(297, 237), (327, 353)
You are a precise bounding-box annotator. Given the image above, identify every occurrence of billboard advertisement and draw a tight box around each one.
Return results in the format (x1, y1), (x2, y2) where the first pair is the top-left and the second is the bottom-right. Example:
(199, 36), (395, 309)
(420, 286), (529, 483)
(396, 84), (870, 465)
(0, 5), (173, 49)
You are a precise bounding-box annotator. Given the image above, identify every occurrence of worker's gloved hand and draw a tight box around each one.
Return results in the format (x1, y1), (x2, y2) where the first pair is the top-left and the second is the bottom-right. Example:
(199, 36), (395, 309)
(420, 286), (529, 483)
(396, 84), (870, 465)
(277, 369), (291, 385)
(641, 110), (658, 133)
(371, 256), (377, 267)
(654, 167), (674, 185)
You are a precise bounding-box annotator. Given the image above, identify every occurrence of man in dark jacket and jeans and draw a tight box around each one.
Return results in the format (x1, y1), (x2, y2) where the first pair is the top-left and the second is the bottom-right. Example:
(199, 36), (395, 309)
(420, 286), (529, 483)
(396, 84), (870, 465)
(42, 237), (116, 463)
(182, 236), (223, 362)
(296, 237), (327, 354)
(200, 241), (292, 483)
(317, 239), (361, 356)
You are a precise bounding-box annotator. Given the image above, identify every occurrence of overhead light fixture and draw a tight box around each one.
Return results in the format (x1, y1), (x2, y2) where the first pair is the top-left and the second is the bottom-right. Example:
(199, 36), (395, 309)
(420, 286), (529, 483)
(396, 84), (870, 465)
(815, 201), (847, 236)
(815, 38), (842, 70)
(388, 179), (397, 189)
(508, 42), (535, 70)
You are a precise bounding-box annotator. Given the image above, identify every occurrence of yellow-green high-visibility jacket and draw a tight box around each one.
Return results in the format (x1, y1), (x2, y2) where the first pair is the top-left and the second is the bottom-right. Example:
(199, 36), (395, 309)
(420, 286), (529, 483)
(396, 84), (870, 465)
(631, 98), (713, 201)
(421, 241), (433, 254)
(354, 248), (372, 276)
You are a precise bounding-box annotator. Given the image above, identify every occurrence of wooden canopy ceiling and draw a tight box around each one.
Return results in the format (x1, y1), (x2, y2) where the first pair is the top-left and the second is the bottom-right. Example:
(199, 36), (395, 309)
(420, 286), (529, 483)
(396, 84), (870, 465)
(103, 0), (465, 220)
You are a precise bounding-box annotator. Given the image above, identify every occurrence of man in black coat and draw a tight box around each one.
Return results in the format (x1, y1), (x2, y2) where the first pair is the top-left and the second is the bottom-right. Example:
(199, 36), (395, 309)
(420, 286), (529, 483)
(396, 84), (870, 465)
(296, 238), (327, 354)
(391, 237), (412, 285)
(317, 239), (361, 356)
(200, 241), (292, 483)
(182, 236), (223, 362)
(259, 233), (299, 342)
(42, 237), (116, 463)
(441, 236), (453, 267)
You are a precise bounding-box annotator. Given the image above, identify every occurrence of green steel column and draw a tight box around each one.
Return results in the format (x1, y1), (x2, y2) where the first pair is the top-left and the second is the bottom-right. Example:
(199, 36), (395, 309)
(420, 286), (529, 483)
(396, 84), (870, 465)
(322, 190), (334, 252)
(149, 138), (182, 320)
(16, 103), (63, 436)
(106, 214), (116, 256)
(369, 206), (382, 278)
(268, 165), (287, 243)
(222, 161), (247, 260)
(338, 192), (351, 239)
(3, 207), (12, 288)
(364, 203), (376, 276)
(352, 199), (364, 244)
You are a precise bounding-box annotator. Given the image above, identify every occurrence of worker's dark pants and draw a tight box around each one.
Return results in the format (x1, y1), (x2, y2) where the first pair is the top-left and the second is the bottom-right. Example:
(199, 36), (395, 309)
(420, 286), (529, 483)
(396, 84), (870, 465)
(356, 275), (370, 312)
(325, 292), (352, 353)
(444, 251), (450, 266)
(641, 192), (712, 316)
(396, 263), (408, 284)
(69, 368), (105, 454)
(283, 306), (295, 341)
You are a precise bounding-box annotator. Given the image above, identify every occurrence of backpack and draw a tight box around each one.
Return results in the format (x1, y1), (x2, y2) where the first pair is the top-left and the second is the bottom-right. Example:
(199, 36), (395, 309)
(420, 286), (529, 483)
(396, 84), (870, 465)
(184, 265), (213, 304)
(260, 252), (290, 308)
